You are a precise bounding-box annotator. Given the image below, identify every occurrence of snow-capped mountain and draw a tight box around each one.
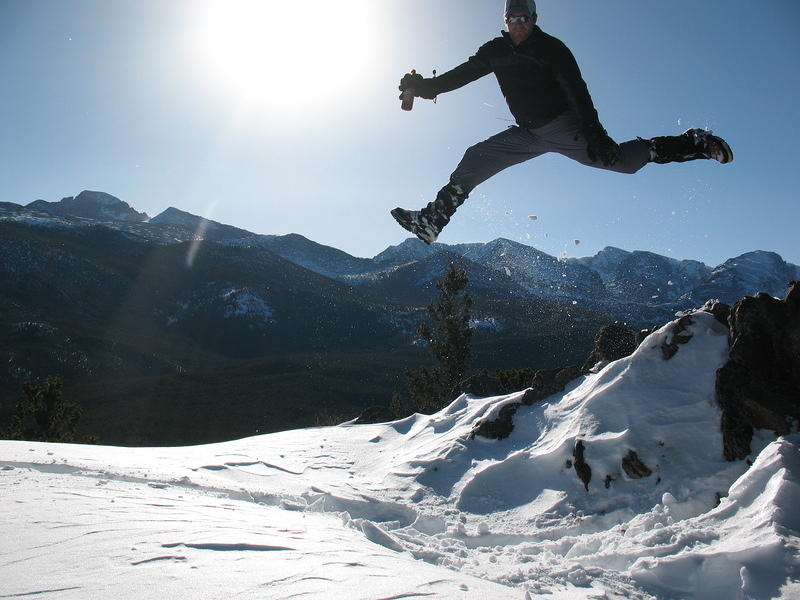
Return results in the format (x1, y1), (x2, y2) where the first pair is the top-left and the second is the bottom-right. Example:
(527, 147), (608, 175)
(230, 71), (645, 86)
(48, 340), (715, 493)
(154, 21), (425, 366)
(259, 233), (376, 279)
(2, 310), (798, 599)
(373, 237), (442, 264)
(148, 206), (255, 242)
(265, 232), (796, 314)
(457, 238), (606, 301)
(685, 250), (800, 304)
(572, 246), (712, 302)
(3, 190), (797, 315)
(2, 191), (797, 445)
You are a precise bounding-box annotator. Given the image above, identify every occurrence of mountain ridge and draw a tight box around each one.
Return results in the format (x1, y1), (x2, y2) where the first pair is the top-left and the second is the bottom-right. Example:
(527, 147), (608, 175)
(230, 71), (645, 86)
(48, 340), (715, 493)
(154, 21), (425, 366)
(2, 191), (797, 445)
(5, 191), (797, 309)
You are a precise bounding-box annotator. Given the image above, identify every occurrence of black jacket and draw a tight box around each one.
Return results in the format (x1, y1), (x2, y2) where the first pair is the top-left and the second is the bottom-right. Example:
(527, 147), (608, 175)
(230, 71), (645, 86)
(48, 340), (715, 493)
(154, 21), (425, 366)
(418, 26), (600, 131)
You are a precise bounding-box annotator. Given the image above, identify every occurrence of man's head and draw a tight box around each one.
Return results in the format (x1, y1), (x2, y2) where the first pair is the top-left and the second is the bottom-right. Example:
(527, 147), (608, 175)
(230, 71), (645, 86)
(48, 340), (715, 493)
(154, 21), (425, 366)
(504, 0), (536, 45)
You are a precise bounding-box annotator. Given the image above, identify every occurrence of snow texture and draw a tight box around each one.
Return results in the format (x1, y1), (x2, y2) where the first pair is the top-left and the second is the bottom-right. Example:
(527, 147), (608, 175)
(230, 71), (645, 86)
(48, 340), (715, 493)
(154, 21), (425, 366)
(2, 312), (799, 599)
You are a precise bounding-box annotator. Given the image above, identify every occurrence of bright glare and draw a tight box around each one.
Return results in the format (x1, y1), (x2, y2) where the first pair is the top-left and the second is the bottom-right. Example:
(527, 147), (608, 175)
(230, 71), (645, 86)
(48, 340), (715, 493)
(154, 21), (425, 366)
(201, 0), (374, 110)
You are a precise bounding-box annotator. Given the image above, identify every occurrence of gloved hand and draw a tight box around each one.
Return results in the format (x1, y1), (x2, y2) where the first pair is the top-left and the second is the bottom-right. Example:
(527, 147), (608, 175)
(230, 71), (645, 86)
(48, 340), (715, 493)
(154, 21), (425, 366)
(399, 71), (438, 100)
(584, 123), (619, 167)
(399, 71), (424, 93)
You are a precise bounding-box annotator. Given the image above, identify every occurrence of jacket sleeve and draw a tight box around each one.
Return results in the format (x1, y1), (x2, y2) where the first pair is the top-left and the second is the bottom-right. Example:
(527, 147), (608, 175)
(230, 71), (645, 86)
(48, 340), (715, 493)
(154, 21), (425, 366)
(416, 45), (494, 99)
(548, 39), (601, 130)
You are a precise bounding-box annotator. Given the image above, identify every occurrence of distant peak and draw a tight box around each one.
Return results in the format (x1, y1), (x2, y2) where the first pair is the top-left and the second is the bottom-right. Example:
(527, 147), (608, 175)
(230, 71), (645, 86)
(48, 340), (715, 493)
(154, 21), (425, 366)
(26, 190), (149, 222)
(732, 250), (782, 260)
(154, 206), (192, 218)
(598, 246), (630, 256)
(74, 190), (124, 206)
(489, 237), (520, 247)
(150, 206), (207, 226)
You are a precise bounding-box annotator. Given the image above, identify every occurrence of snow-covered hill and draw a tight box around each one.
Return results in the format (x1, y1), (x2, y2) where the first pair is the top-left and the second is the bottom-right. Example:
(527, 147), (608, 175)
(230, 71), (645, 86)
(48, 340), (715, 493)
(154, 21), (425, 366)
(2, 311), (798, 599)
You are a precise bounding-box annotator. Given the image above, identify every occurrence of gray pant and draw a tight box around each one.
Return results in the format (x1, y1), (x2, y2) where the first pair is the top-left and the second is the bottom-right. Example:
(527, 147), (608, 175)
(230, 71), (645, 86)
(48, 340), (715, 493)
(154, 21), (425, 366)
(449, 112), (651, 194)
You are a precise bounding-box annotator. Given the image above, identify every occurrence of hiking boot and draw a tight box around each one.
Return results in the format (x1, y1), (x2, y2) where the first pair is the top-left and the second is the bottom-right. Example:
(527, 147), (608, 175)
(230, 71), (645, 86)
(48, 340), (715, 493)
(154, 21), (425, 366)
(648, 128), (733, 164)
(390, 207), (441, 244)
(391, 182), (468, 245)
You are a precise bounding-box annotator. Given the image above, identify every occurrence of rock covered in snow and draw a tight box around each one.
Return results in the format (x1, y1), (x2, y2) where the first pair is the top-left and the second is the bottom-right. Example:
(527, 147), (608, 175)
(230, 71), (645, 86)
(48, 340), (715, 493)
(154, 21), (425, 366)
(658, 314), (696, 359)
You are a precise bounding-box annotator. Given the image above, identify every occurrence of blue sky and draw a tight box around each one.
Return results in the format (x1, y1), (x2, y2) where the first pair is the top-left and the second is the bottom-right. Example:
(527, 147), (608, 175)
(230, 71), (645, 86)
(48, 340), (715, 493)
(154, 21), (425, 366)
(1, 0), (798, 266)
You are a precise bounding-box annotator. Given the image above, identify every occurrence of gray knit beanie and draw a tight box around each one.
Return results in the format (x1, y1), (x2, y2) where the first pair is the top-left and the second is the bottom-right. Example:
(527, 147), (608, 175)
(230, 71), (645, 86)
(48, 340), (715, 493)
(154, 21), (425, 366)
(504, 0), (536, 19)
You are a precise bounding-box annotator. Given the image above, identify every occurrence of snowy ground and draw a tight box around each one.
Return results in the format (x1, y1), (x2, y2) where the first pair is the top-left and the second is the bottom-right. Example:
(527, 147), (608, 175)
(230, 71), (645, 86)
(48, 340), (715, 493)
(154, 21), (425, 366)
(2, 312), (799, 599)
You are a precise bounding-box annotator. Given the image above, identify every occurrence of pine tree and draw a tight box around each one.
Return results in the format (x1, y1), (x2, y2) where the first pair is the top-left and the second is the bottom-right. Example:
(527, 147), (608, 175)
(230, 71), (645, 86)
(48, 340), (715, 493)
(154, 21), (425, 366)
(1, 377), (83, 443)
(406, 261), (473, 413)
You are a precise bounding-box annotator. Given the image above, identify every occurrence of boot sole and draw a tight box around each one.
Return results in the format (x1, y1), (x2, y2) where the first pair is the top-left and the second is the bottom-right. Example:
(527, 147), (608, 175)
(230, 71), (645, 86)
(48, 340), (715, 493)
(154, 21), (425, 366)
(710, 136), (734, 164)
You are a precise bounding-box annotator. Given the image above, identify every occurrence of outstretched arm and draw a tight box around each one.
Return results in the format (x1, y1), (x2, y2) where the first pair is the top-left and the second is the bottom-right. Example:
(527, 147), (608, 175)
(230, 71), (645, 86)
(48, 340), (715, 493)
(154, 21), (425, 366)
(400, 50), (493, 100)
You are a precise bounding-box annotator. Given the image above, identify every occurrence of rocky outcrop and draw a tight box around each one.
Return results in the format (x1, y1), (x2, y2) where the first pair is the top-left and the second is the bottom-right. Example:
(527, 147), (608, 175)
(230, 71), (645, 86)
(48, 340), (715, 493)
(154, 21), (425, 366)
(697, 298), (731, 327)
(469, 403), (520, 440)
(716, 282), (800, 461)
(650, 300), (731, 360)
(659, 315), (695, 360)
(470, 366), (580, 440)
(467, 282), (798, 499)
(581, 323), (637, 372)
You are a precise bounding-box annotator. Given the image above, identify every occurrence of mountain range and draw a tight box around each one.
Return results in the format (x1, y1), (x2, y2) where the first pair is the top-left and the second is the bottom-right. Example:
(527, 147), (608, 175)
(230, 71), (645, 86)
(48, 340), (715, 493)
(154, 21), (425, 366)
(1, 191), (796, 444)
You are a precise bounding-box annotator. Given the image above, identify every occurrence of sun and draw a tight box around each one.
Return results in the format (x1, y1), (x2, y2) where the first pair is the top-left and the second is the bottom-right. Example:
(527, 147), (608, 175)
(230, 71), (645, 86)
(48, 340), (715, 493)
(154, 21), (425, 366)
(200, 0), (374, 110)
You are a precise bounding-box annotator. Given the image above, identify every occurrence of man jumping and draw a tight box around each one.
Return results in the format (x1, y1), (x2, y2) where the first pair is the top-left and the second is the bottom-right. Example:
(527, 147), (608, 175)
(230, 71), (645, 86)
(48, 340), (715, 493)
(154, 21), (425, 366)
(392, 0), (733, 244)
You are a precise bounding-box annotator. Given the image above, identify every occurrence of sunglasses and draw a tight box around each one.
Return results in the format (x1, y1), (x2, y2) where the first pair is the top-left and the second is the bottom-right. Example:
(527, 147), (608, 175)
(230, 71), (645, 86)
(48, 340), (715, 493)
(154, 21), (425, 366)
(506, 15), (531, 24)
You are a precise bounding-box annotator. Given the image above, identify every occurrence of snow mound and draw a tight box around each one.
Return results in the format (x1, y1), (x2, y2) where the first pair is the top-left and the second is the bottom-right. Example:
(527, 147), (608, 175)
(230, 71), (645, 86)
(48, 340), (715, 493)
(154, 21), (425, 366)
(631, 433), (800, 599)
(1, 312), (798, 598)
(391, 312), (737, 520)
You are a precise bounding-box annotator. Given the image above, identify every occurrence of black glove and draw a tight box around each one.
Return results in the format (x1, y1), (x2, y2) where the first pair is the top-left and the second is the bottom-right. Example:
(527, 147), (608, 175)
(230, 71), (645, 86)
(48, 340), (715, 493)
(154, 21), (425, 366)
(399, 71), (423, 91)
(400, 71), (436, 100)
(584, 123), (619, 167)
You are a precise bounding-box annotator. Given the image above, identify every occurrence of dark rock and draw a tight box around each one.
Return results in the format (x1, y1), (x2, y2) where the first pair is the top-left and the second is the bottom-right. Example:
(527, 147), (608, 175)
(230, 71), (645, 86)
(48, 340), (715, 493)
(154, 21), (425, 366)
(523, 366), (581, 405)
(622, 450), (653, 479)
(470, 402), (521, 440)
(573, 439), (592, 491)
(581, 323), (637, 372)
(660, 315), (694, 360)
(716, 282), (800, 461)
(470, 366), (581, 440)
(697, 299), (731, 327)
